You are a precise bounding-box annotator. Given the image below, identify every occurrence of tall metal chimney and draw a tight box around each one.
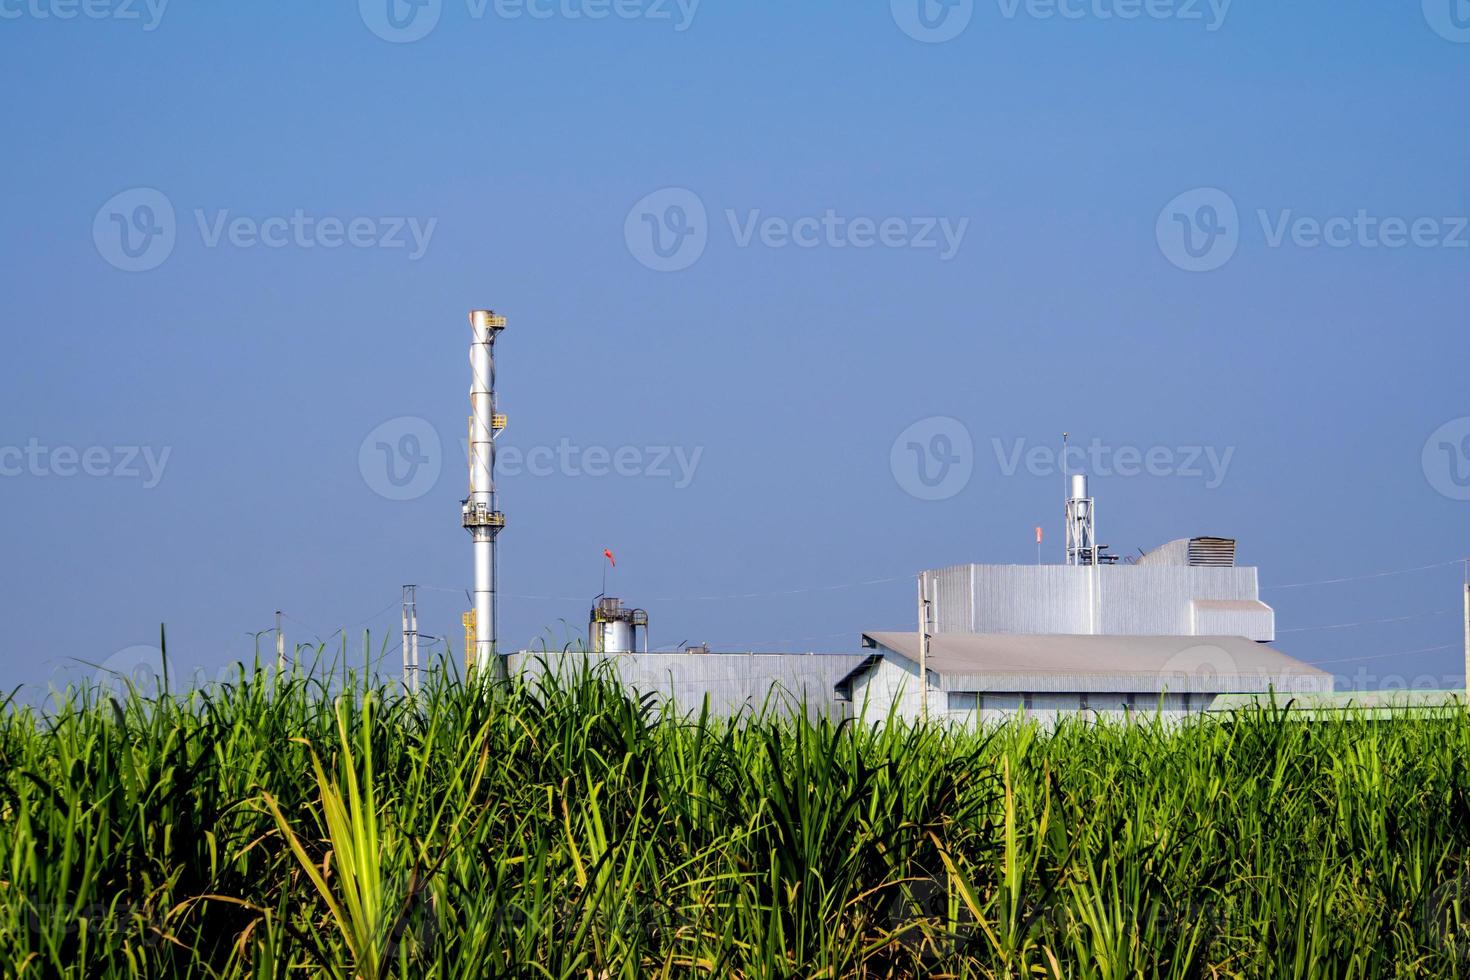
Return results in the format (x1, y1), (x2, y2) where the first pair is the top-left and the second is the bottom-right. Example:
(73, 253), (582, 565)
(463, 310), (507, 670)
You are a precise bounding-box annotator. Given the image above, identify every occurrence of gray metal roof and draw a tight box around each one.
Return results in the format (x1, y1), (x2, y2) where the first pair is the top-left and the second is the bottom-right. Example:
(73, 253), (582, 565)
(506, 650), (868, 716)
(853, 632), (1332, 695)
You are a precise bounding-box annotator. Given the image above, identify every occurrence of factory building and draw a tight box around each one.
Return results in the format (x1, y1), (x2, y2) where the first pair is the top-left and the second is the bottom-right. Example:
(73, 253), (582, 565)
(838, 632), (1331, 726)
(840, 473), (1332, 724)
(457, 307), (1330, 723)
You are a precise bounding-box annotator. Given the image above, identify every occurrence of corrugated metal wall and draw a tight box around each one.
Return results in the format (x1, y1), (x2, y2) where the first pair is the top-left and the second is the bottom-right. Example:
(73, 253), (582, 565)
(1191, 601), (1275, 640)
(928, 563), (1270, 640)
(504, 651), (866, 719)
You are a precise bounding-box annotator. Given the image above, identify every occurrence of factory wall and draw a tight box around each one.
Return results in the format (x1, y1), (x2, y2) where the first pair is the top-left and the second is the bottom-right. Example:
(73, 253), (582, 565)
(846, 656), (943, 722)
(503, 651), (866, 719)
(847, 655), (1219, 728)
(928, 564), (1273, 641)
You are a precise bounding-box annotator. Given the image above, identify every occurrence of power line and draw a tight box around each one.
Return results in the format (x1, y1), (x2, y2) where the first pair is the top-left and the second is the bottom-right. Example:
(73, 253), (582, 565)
(418, 576), (913, 604)
(279, 598), (400, 644)
(1278, 608), (1458, 634)
(1263, 558), (1467, 592)
(1312, 644), (1459, 667)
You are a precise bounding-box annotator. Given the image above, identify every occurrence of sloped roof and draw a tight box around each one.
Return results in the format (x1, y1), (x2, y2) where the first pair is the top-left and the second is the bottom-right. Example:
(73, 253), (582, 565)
(1192, 599), (1272, 612)
(852, 632), (1331, 695)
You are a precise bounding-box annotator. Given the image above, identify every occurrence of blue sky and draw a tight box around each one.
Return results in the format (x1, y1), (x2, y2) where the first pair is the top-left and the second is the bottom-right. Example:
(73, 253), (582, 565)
(2, 0), (1468, 696)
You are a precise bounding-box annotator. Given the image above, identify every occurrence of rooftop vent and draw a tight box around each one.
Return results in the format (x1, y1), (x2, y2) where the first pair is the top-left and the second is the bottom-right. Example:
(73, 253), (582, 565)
(1187, 537), (1237, 567)
(1136, 537), (1237, 567)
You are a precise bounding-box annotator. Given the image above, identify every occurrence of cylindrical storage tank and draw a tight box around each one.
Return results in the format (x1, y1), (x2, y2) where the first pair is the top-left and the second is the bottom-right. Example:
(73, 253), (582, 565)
(589, 598), (639, 654)
(1070, 473), (1089, 500)
(596, 619), (636, 654)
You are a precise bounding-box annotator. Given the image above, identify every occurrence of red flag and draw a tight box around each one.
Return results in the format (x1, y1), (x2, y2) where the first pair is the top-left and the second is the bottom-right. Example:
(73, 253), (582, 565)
(1035, 527), (1043, 544)
(603, 549), (616, 567)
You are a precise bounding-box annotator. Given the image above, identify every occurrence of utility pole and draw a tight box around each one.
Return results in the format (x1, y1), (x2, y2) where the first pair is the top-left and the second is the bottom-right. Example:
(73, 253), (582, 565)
(917, 572), (932, 723)
(1463, 561), (1468, 699)
(402, 585), (420, 694)
(275, 610), (285, 672)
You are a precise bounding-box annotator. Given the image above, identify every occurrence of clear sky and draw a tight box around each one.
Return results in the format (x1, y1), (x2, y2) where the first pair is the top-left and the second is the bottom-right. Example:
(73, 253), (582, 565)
(2, 0), (1468, 697)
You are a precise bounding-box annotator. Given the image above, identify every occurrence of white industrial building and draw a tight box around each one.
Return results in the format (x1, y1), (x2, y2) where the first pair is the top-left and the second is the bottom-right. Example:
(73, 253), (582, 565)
(828, 475), (1331, 724)
(837, 632), (1331, 726)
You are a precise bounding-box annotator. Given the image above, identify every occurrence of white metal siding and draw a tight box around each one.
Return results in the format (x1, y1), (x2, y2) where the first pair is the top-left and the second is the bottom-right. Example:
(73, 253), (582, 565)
(929, 563), (1270, 639)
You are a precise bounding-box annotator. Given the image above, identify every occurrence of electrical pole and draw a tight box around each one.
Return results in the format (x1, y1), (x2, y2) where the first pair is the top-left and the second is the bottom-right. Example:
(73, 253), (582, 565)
(1462, 562), (1468, 699)
(402, 585), (420, 694)
(275, 610), (285, 672)
(917, 572), (931, 723)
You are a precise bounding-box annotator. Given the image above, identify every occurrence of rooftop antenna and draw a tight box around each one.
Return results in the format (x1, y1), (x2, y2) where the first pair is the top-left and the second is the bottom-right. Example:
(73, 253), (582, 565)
(463, 310), (508, 673)
(1060, 432), (1069, 564)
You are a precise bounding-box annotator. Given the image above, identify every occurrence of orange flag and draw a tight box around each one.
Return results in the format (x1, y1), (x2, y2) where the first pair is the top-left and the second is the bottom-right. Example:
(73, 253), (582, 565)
(603, 549), (616, 567)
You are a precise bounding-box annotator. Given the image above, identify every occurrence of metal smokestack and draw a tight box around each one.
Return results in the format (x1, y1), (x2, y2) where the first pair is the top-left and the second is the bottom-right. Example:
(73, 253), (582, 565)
(463, 309), (507, 670)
